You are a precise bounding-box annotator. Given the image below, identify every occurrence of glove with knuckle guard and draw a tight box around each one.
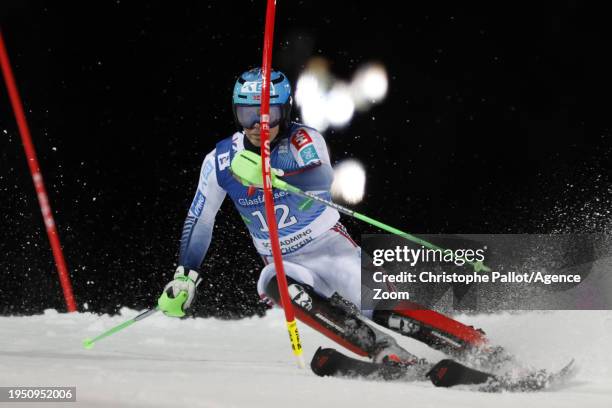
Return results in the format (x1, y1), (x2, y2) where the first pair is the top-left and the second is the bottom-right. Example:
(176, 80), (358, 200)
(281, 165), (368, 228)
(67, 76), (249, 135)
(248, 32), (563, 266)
(157, 266), (202, 317)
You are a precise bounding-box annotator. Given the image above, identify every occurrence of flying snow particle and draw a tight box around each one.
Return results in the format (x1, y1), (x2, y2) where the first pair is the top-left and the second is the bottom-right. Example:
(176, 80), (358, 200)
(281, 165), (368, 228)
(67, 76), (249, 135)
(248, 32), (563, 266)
(331, 159), (366, 204)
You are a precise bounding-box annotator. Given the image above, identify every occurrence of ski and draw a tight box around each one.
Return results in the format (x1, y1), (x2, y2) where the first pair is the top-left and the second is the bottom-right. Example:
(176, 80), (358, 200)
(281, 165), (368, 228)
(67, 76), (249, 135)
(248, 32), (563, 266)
(310, 347), (577, 392)
(310, 347), (486, 384)
(310, 346), (414, 381)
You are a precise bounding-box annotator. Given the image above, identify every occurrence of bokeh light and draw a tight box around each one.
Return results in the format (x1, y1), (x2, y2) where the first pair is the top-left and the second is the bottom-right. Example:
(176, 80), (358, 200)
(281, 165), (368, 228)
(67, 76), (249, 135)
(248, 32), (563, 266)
(351, 63), (388, 110)
(296, 58), (388, 131)
(325, 82), (355, 127)
(331, 159), (366, 204)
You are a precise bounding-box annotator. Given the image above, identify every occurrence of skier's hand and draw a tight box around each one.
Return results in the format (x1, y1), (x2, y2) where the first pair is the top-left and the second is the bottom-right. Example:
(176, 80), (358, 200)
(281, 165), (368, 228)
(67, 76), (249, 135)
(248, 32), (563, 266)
(229, 150), (284, 188)
(157, 266), (202, 317)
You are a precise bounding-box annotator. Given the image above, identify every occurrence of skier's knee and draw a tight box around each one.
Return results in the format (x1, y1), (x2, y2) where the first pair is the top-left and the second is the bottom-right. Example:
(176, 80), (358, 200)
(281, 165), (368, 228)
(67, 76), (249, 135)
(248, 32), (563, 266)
(257, 260), (315, 303)
(263, 275), (285, 303)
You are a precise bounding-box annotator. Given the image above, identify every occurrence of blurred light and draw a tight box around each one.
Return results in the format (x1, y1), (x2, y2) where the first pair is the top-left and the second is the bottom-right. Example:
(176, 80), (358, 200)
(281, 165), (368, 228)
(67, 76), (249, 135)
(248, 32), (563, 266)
(331, 159), (366, 204)
(360, 64), (388, 100)
(300, 102), (329, 132)
(296, 72), (329, 131)
(296, 58), (388, 131)
(325, 83), (355, 127)
(351, 63), (388, 110)
(295, 73), (321, 106)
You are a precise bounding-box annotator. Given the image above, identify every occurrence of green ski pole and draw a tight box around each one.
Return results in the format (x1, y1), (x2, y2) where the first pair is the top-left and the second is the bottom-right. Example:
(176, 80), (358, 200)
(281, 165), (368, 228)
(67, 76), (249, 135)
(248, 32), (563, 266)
(230, 150), (490, 273)
(82, 307), (159, 349)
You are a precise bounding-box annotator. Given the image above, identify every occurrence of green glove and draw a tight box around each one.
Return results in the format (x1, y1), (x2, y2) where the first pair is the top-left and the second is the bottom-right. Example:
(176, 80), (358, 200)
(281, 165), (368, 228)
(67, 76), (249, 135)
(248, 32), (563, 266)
(229, 150), (286, 189)
(158, 266), (202, 317)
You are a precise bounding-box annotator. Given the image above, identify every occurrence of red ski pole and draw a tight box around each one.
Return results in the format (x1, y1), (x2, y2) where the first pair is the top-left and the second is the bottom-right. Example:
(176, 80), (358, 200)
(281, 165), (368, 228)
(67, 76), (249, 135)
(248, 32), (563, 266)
(259, 0), (305, 368)
(0, 29), (77, 312)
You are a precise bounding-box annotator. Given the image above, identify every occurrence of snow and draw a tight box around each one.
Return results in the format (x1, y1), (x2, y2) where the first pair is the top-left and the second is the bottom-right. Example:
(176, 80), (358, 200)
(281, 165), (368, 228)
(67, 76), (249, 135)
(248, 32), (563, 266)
(0, 308), (611, 407)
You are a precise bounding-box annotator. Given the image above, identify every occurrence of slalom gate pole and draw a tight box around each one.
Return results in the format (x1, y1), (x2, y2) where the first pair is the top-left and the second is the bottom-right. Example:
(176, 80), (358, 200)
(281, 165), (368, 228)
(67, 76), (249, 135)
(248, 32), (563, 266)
(259, 0), (305, 368)
(0, 29), (77, 312)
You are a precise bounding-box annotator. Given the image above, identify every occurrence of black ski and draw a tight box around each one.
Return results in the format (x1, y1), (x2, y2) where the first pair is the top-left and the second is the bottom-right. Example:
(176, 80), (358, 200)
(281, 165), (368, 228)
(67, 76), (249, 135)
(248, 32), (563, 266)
(310, 347), (576, 392)
(310, 346), (411, 381)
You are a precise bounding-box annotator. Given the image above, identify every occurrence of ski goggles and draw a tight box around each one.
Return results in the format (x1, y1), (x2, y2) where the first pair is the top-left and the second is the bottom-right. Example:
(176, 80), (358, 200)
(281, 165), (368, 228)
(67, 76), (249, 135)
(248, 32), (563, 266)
(235, 104), (283, 129)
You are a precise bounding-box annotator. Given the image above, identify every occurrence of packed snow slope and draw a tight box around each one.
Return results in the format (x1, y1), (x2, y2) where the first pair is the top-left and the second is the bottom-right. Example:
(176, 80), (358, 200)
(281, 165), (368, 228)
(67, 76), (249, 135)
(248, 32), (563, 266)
(0, 309), (611, 408)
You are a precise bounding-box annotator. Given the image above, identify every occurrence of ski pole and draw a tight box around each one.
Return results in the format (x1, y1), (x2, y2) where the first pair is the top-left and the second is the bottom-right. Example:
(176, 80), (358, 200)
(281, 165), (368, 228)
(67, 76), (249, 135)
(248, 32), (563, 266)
(82, 307), (159, 349)
(230, 150), (491, 273)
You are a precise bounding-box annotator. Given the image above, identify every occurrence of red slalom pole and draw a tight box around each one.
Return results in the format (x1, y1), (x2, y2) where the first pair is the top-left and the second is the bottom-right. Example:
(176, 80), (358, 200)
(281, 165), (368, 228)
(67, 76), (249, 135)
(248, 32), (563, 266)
(259, 0), (305, 367)
(0, 29), (77, 312)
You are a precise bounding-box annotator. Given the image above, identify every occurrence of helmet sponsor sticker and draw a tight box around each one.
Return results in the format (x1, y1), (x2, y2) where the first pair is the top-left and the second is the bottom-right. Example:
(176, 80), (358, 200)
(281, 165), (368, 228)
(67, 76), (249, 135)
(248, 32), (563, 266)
(240, 81), (276, 94)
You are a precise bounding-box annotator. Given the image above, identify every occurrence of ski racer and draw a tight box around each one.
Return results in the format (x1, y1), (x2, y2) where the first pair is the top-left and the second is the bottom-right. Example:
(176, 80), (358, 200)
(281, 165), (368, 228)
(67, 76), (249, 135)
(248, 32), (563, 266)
(157, 68), (489, 367)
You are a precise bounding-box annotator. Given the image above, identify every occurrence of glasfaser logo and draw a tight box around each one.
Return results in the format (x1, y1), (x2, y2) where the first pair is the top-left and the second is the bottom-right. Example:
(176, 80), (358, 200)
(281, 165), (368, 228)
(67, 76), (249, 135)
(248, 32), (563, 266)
(240, 81), (276, 94)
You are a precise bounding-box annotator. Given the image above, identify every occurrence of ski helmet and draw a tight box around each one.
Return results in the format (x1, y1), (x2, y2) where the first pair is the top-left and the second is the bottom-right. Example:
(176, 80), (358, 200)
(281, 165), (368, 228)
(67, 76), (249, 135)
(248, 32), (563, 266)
(232, 68), (292, 130)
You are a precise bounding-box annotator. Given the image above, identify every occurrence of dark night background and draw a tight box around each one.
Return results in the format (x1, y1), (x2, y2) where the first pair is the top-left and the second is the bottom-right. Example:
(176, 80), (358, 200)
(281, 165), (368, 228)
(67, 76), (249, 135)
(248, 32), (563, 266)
(1, 1), (611, 317)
